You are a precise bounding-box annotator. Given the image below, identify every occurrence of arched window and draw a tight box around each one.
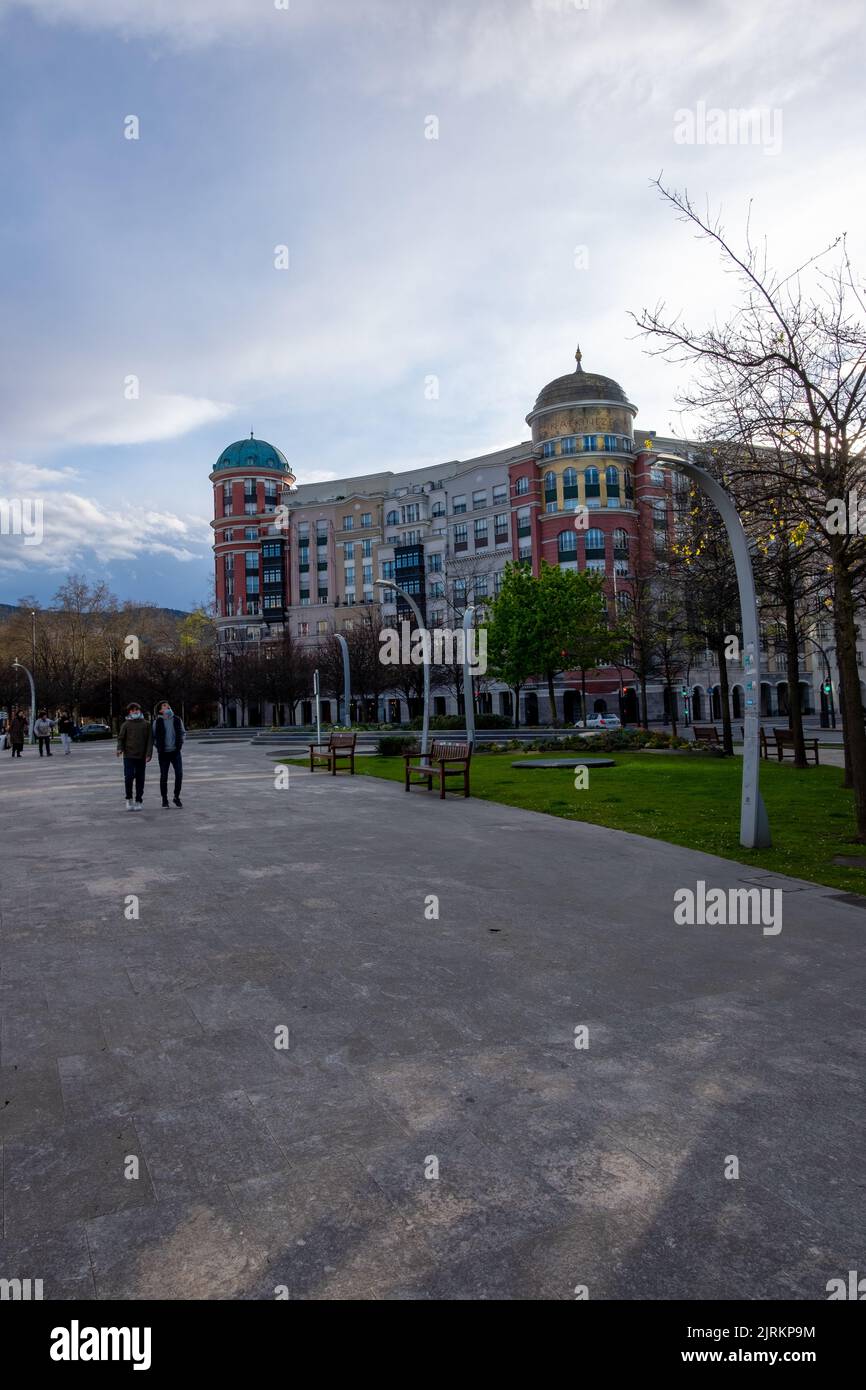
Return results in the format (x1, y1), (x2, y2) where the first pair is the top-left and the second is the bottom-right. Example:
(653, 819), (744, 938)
(584, 466), (600, 505)
(605, 465), (620, 504)
(386, 510), (399, 525)
(562, 467), (578, 510)
(613, 528), (629, 556)
(585, 528), (605, 558)
(558, 528), (577, 557)
(544, 470), (557, 495)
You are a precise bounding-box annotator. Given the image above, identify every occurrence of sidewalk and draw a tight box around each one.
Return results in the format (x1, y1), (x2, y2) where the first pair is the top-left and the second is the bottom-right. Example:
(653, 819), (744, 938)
(0, 741), (862, 1299)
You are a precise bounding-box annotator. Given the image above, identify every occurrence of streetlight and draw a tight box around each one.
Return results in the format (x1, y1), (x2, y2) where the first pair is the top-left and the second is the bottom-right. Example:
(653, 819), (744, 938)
(11, 659), (36, 744)
(334, 632), (352, 727)
(647, 452), (771, 849)
(374, 578), (431, 757)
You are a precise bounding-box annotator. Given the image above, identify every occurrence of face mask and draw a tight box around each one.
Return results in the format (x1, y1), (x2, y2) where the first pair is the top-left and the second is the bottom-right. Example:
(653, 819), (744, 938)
(162, 709), (173, 717)
(127, 711), (143, 720)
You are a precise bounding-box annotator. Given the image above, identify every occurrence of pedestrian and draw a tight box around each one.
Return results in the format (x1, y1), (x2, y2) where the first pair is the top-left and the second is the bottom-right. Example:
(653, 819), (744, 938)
(9, 708), (26, 758)
(34, 709), (55, 757)
(153, 699), (185, 808)
(57, 710), (75, 755)
(116, 701), (153, 811)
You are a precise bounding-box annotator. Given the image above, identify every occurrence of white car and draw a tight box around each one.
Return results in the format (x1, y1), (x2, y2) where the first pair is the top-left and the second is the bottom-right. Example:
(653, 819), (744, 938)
(575, 714), (622, 729)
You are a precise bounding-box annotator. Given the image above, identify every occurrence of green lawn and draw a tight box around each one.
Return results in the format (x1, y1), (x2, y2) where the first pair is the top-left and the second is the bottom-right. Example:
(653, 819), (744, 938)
(306, 751), (866, 895)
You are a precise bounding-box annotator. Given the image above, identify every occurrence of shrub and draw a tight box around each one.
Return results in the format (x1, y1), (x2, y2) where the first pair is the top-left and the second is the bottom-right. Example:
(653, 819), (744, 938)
(377, 735), (418, 757)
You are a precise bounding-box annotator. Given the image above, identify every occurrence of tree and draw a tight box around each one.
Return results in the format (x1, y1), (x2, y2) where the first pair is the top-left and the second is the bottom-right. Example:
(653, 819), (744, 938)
(635, 178), (866, 836)
(484, 563), (539, 727)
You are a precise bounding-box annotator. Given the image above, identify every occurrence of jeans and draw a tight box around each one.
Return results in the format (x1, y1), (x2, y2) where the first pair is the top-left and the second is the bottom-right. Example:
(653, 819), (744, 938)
(60, 733), (72, 754)
(123, 756), (147, 801)
(38, 736), (52, 756)
(158, 749), (183, 800)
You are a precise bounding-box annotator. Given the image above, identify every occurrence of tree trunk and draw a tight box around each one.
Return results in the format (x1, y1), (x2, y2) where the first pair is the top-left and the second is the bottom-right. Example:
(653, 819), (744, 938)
(512, 685), (521, 728)
(547, 670), (558, 725)
(667, 680), (679, 738)
(715, 635), (734, 755)
(784, 595), (807, 768)
(639, 675), (649, 729)
(833, 556), (866, 838)
(581, 671), (587, 725)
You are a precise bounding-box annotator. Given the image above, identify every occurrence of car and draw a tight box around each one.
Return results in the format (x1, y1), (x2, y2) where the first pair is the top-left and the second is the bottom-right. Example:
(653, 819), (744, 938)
(575, 714), (622, 730)
(76, 723), (113, 741)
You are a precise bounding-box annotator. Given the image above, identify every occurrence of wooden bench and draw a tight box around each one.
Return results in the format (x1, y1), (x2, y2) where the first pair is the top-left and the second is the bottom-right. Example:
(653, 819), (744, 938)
(404, 740), (472, 799)
(692, 724), (721, 746)
(740, 725), (769, 759)
(309, 731), (357, 775)
(773, 727), (819, 765)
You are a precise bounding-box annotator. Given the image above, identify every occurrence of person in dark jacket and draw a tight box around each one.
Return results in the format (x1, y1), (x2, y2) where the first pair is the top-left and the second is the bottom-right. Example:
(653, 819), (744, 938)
(153, 700), (185, 807)
(8, 708), (26, 757)
(57, 710), (75, 755)
(116, 702), (153, 811)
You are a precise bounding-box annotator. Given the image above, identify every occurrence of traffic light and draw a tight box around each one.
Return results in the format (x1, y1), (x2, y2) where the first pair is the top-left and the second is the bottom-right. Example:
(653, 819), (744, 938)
(823, 681), (832, 695)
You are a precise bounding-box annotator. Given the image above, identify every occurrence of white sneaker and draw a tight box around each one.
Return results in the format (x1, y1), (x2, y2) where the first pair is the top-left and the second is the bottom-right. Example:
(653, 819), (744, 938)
(126, 799), (135, 811)
(132, 802), (143, 812)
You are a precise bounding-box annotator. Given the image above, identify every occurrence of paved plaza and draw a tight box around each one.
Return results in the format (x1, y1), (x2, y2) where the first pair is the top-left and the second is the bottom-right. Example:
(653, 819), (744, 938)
(0, 740), (863, 1299)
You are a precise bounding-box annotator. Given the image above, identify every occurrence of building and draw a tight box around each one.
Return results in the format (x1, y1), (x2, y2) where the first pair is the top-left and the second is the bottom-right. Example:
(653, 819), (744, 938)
(209, 352), (825, 726)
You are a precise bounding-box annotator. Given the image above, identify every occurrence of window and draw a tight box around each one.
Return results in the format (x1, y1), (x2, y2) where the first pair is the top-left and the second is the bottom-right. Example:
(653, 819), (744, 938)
(317, 620), (328, 635)
(586, 529), (605, 559)
(361, 539), (372, 558)
(493, 570), (504, 595)
(613, 528), (629, 557)
(453, 523), (468, 551)
(605, 466), (620, 505)
(514, 476), (529, 495)
(361, 513), (372, 528)
(544, 470), (557, 498)
(475, 574), (488, 597)
(344, 542), (354, 560)
(604, 434), (618, 452)
(263, 568), (282, 584)
(453, 578), (467, 603)
(222, 483), (233, 512)
(263, 594), (282, 610)
(381, 560), (395, 580)
(428, 580), (444, 598)
(583, 435), (597, 453)
(518, 544), (532, 563)
(428, 552), (443, 572)
(402, 503), (420, 523)
(223, 529), (234, 543)
(262, 541), (281, 559)
(585, 466), (600, 507)
(246, 574), (260, 594)
(297, 523), (309, 539)
(516, 506), (531, 537)
(652, 499), (667, 528)
(625, 470), (634, 501)
(562, 436), (577, 455)
(562, 467), (578, 499)
(493, 484), (507, 504)
(542, 440), (556, 459)
(474, 518), (488, 548)
(342, 515), (354, 530)
(245, 551), (259, 570)
(651, 467), (665, 485)
(317, 559), (328, 571)
(432, 501), (445, 518)
(452, 495), (467, 513)
(494, 513), (509, 543)
(298, 622), (309, 636)
(244, 527), (258, 540)
(244, 502), (257, 515)
(558, 529), (577, 556)
(299, 590), (310, 605)
(345, 566), (355, 585)
(386, 510), (399, 525)
(318, 587), (328, 601)
(472, 490), (486, 510)
(362, 563), (372, 583)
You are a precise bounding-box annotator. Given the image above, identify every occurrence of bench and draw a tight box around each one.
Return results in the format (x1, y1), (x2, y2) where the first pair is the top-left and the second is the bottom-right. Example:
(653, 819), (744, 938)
(692, 724), (721, 746)
(309, 731), (357, 775)
(773, 727), (819, 765)
(404, 740), (472, 799)
(740, 725), (769, 759)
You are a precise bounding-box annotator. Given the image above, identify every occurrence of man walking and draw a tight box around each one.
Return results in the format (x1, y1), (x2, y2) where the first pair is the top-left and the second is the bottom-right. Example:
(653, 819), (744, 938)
(8, 707), (26, 757)
(116, 701), (153, 811)
(57, 710), (75, 755)
(153, 700), (185, 808)
(34, 710), (54, 756)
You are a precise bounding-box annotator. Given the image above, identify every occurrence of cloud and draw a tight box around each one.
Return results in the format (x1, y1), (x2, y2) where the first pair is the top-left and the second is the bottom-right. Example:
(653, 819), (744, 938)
(0, 459), (211, 573)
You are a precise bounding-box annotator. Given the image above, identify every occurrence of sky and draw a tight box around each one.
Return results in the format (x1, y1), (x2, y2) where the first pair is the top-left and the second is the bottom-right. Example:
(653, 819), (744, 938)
(0, 0), (863, 610)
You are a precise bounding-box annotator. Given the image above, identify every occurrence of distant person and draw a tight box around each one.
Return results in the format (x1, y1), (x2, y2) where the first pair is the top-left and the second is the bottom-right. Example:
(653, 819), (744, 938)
(34, 710), (55, 757)
(8, 708), (26, 758)
(116, 701), (153, 811)
(153, 700), (185, 808)
(57, 710), (75, 755)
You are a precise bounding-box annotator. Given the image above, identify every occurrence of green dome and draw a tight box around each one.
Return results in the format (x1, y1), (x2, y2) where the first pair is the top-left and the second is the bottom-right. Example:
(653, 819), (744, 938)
(212, 434), (292, 474)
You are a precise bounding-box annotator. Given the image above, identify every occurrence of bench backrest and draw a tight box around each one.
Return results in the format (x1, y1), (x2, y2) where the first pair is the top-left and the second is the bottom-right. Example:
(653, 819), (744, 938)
(430, 740), (471, 762)
(692, 724), (719, 742)
(329, 732), (356, 749)
(773, 728), (794, 744)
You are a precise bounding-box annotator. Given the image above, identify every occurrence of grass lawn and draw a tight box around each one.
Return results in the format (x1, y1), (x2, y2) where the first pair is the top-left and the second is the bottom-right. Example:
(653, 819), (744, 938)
(299, 751), (866, 896)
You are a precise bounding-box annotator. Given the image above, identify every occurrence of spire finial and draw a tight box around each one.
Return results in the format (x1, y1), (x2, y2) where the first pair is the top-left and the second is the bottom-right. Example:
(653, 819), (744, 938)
(575, 344), (583, 372)
(250, 429), (254, 439)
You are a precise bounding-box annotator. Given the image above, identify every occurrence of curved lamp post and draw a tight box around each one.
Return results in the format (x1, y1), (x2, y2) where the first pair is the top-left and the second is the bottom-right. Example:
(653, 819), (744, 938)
(334, 632), (352, 727)
(11, 659), (36, 744)
(462, 604), (477, 748)
(374, 579), (430, 756)
(648, 452), (771, 848)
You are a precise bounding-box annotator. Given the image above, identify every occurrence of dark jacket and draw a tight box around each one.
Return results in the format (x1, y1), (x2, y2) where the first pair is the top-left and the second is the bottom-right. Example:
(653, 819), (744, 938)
(117, 717), (153, 760)
(153, 713), (185, 754)
(9, 714), (26, 743)
(57, 715), (75, 735)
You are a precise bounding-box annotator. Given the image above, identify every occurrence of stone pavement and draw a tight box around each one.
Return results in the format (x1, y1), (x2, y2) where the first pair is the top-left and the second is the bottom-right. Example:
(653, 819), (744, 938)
(0, 739), (863, 1300)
